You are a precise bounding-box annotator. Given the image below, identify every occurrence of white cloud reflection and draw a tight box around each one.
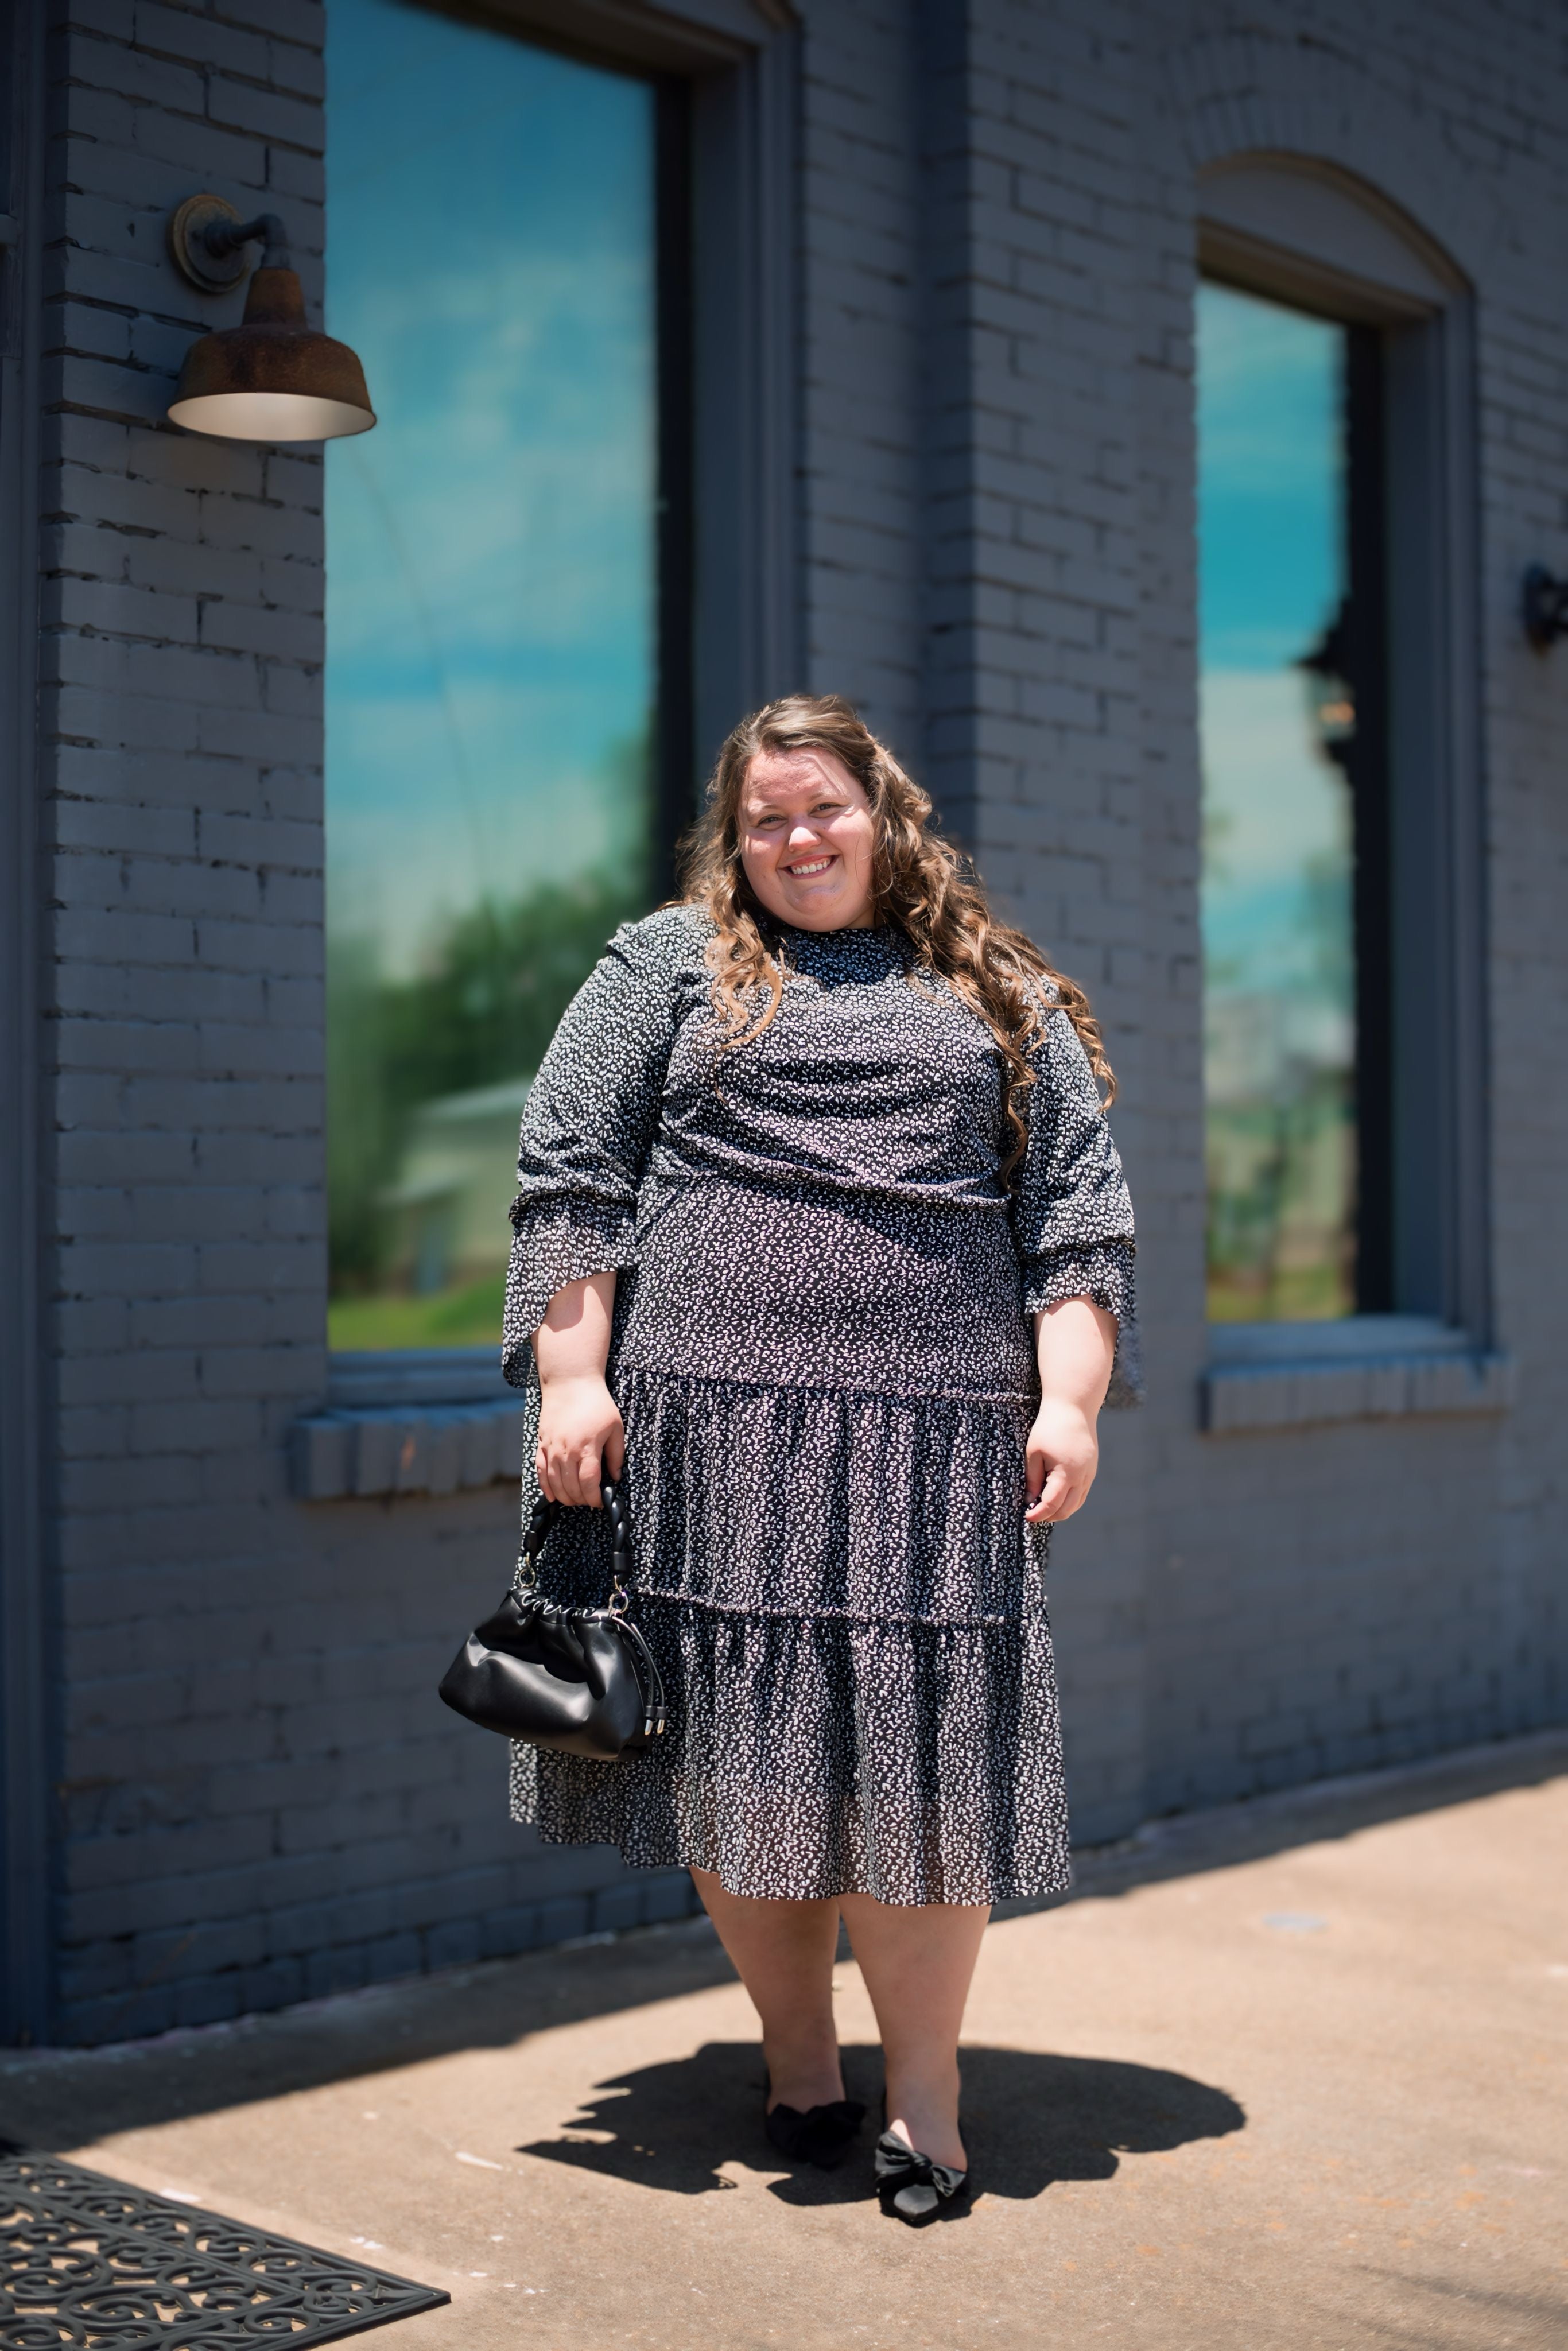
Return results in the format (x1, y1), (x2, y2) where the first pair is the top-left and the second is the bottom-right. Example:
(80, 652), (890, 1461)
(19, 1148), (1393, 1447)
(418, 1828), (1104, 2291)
(1201, 669), (1348, 890)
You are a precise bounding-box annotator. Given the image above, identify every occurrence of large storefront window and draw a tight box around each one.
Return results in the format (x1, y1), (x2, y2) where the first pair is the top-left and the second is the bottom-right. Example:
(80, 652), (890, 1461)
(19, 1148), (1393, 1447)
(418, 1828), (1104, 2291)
(325, 0), (661, 1349)
(1198, 281), (1388, 1323)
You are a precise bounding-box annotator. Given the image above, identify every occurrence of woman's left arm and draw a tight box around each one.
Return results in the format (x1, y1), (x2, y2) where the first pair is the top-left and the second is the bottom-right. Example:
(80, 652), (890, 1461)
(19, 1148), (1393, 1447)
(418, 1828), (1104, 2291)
(1026, 1296), (1117, 1524)
(1010, 1001), (1138, 1523)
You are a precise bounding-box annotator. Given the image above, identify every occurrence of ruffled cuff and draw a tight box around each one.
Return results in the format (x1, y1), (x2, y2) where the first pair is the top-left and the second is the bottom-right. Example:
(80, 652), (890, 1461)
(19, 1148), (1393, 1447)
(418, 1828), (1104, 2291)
(1022, 1239), (1143, 1407)
(500, 1200), (638, 1388)
(1022, 1237), (1134, 1323)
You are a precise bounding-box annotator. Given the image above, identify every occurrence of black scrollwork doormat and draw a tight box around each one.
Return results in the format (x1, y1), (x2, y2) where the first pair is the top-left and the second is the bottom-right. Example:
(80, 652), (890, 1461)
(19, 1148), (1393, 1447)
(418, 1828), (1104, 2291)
(0, 2141), (451, 2347)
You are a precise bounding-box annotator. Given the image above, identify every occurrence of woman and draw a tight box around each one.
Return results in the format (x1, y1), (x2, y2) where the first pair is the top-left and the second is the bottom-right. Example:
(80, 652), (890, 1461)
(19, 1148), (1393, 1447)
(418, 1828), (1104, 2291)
(501, 695), (1134, 2222)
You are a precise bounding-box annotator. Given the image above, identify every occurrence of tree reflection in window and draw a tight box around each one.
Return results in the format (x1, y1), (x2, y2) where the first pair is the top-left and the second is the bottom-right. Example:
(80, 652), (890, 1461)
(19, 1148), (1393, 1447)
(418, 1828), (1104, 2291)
(324, 1), (658, 1349)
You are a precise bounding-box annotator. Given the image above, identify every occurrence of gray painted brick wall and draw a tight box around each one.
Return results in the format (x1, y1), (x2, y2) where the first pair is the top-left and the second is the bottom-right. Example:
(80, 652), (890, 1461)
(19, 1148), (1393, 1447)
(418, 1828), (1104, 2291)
(1131, 0), (1568, 1810)
(26, 0), (1568, 2043)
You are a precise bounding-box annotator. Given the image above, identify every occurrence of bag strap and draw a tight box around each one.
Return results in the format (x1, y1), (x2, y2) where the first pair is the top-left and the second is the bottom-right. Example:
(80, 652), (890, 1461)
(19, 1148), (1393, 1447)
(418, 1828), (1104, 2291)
(520, 1476), (634, 1613)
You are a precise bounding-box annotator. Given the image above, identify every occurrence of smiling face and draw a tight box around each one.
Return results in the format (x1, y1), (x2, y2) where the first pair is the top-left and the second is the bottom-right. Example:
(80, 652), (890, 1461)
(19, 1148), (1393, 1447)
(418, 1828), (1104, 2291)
(736, 746), (879, 932)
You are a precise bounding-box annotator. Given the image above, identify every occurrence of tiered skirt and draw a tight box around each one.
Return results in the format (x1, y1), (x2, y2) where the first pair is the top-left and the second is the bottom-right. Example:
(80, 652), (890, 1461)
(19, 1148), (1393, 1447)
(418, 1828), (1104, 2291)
(509, 1178), (1070, 1907)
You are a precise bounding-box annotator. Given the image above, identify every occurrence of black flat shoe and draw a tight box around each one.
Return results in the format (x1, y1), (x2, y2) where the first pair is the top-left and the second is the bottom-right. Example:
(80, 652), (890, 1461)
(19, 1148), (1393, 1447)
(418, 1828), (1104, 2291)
(874, 2125), (972, 2224)
(762, 2080), (866, 2171)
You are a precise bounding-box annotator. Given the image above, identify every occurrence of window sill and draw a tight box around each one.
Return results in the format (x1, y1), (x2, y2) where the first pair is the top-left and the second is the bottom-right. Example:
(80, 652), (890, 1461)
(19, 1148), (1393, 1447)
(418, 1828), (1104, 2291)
(1200, 1317), (1515, 1434)
(290, 1349), (526, 1501)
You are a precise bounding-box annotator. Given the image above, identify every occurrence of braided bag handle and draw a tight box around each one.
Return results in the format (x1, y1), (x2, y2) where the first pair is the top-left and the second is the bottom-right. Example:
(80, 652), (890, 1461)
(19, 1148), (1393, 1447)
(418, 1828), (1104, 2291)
(519, 1475), (633, 1615)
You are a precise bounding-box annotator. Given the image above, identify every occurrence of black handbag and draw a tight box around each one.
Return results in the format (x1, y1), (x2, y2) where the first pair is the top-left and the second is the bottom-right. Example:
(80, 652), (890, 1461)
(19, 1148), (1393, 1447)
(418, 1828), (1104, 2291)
(437, 1477), (667, 1761)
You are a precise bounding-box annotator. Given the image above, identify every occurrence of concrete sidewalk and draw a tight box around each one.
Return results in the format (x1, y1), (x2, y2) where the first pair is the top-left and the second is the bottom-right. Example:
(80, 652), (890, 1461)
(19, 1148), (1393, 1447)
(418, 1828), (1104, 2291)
(5, 1732), (1566, 2351)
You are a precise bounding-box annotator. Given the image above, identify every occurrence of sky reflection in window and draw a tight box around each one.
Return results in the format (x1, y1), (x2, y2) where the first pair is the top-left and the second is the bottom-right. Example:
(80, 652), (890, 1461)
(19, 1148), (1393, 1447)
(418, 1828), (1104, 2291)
(1198, 282), (1357, 1322)
(325, 0), (656, 1349)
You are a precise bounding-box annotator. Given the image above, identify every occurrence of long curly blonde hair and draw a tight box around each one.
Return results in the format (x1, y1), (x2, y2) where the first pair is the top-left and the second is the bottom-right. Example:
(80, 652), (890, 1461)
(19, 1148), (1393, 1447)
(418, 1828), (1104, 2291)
(677, 695), (1114, 1176)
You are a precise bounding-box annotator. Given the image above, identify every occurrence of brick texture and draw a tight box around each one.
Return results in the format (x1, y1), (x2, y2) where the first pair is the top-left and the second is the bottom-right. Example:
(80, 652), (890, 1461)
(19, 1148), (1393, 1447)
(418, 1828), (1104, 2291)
(28, 0), (1568, 2042)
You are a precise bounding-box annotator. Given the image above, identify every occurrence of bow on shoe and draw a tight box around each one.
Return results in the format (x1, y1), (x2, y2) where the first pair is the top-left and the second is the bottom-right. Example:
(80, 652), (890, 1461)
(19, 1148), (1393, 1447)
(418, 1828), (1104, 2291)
(874, 2127), (969, 2222)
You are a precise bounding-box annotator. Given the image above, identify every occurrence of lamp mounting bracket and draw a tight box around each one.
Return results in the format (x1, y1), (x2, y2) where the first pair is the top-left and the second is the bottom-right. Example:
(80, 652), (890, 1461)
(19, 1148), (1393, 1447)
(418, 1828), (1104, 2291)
(168, 193), (292, 294)
(1523, 564), (1568, 650)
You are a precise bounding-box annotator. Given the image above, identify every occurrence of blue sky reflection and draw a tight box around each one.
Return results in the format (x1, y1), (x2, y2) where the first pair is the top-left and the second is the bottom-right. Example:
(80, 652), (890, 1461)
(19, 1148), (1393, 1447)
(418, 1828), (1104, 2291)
(325, 0), (656, 973)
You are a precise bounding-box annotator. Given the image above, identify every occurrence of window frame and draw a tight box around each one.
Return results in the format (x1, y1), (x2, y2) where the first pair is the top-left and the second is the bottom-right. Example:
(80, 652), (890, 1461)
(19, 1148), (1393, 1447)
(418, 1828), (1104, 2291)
(312, 0), (799, 1430)
(1194, 157), (1490, 1406)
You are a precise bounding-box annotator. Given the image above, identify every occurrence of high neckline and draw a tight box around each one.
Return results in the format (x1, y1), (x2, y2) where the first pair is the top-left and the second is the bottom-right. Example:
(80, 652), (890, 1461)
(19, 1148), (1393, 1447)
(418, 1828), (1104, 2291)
(777, 923), (907, 987)
(781, 921), (898, 946)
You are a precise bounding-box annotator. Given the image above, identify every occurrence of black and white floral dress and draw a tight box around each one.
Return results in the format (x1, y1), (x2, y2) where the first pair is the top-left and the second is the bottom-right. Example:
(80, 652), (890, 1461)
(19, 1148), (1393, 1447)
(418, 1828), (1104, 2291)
(501, 905), (1135, 1906)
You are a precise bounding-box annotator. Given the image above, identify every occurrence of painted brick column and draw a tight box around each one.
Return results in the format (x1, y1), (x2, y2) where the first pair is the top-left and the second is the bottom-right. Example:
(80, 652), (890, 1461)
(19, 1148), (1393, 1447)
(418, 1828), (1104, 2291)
(41, 0), (332, 2038)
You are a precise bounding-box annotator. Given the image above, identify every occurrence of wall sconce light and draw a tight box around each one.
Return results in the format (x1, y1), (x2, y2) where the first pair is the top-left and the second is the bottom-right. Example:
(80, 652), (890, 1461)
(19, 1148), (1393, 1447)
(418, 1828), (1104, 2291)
(166, 194), (375, 442)
(1523, 564), (1568, 650)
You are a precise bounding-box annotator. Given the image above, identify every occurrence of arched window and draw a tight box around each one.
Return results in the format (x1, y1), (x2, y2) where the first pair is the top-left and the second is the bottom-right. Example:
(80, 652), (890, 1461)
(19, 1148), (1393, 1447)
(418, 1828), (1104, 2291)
(1195, 157), (1485, 1354)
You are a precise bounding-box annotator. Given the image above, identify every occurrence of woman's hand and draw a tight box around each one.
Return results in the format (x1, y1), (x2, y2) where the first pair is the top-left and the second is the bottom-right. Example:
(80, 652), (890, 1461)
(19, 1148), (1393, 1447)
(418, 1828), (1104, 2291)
(1026, 1295), (1117, 1526)
(536, 1372), (624, 1506)
(532, 1270), (621, 1505)
(1024, 1396), (1100, 1524)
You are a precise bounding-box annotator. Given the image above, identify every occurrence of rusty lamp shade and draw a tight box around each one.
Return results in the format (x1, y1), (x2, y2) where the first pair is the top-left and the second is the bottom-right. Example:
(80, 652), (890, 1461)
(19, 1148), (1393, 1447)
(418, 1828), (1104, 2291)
(167, 199), (375, 443)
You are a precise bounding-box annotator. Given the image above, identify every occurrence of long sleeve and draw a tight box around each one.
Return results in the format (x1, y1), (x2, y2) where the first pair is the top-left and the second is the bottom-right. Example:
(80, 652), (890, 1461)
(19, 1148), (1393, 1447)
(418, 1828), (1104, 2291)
(1010, 1005), (1142, 1405)
(500, 913), (687, 1387)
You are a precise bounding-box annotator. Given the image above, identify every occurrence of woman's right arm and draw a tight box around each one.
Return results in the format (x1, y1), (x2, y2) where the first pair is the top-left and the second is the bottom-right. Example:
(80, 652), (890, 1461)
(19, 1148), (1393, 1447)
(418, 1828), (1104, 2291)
(503, 913), (692, 1495)
(534, 1270), (623, 1505)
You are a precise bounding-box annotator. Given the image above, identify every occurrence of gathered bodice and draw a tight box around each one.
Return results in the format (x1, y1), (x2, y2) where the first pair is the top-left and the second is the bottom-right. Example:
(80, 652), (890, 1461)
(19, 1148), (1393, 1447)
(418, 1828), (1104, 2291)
(501, 903), (1136, 1392)
(645, 918), (1015, 1215)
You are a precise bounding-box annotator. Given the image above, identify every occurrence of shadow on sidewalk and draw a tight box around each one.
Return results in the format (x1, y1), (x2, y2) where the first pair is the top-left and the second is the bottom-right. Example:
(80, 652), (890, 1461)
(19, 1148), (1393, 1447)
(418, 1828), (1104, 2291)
(5, 1729), (1558, 2159)
(516, 2039), (1245, 2205)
